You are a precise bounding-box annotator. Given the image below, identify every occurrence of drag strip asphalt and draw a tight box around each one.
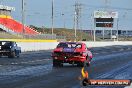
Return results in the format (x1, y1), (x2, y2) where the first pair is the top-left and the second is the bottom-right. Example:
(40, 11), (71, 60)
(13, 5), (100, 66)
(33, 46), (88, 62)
(0, 45), (132, 88)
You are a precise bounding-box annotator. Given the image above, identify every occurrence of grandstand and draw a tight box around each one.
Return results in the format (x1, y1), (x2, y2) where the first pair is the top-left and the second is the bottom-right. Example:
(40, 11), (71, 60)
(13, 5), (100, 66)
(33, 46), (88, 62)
(0, 5), (66, 40)
(0, 5), (39, 35)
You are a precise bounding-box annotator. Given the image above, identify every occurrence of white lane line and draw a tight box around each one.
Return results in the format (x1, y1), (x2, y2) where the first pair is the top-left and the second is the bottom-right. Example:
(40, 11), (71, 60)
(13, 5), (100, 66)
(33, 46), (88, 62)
(112, 51), (117, 52)
(94, 53), (99, 55)
(96, 60), (132, 79)
(127, 48), (131, 50)
(11, 63), (18, 65)
(0, 64), (52, 76)
(101, 52), (107, 54)
(119, 49), (124, 51)
(21, 62), (28, 64)
(20, 59), (50, 64)
(30, 61), (36, 63)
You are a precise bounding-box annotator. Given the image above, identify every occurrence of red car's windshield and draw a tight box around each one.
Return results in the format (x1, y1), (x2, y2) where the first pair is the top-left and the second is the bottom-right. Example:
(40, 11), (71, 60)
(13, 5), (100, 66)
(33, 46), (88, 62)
(57, 43), (82, 48)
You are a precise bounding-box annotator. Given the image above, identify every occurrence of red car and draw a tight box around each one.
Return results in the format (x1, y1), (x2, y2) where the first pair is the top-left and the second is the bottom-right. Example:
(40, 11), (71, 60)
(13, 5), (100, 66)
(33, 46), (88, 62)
(52, 42), (93, 67)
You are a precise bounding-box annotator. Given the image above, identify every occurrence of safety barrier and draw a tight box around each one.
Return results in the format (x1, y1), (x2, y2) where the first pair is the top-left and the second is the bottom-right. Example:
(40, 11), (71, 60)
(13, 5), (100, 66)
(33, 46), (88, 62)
(0, 39), (132, 52)
(84, 41), (132, 48)
(19, 41), (132, 52)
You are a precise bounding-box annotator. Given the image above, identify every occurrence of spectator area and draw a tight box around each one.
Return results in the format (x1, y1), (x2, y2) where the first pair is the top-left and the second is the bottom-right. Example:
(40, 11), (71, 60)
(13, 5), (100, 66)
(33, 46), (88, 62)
(0, 18), (39, 35)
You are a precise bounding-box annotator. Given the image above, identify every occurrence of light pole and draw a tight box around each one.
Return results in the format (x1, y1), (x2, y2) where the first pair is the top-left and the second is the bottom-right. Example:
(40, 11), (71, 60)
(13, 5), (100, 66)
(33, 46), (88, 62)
(51, 0), (54, 36)
(74, 12), (77, 41)
(117, 18), (119, 41)
(62, 13), (65, 28)
(93, 18), (96, 41)
(22, 0), (25, 34)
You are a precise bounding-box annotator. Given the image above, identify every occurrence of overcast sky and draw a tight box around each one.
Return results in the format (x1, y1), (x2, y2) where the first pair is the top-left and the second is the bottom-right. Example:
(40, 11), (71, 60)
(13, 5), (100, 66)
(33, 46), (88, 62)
(1, 0), (132, 30)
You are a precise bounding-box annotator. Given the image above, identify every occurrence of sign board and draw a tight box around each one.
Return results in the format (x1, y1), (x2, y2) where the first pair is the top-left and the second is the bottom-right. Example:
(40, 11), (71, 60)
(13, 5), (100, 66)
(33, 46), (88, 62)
(96, 23), (113, 28)
(0, 5), (15, 11)
(96, 18), (114, 22)
(94, 11), (118, 18)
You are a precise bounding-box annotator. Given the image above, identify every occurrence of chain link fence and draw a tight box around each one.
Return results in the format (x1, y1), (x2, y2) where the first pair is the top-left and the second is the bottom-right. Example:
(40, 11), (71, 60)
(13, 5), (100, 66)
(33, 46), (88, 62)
(19, 33), (66, 40)
(0, 31), (66, 40)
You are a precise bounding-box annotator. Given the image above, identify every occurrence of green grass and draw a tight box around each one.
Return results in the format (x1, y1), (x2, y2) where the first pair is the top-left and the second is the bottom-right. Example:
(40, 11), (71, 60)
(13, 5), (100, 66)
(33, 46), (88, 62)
(0, 25), (102, 41)
(0, 32), (23, 39)
(30, 25), (101, 41)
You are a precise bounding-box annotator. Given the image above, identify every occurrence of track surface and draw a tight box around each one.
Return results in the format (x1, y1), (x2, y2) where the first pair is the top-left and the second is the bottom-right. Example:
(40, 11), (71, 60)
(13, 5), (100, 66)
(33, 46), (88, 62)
(0, 45), (132, 88)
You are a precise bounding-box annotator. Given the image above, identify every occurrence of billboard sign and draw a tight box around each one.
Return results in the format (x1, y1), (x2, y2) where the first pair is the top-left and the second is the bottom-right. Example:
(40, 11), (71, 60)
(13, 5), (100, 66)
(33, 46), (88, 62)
(94, 11), (118, 18)
(96, 23), (113, 28)
(0, 5), (15, 11)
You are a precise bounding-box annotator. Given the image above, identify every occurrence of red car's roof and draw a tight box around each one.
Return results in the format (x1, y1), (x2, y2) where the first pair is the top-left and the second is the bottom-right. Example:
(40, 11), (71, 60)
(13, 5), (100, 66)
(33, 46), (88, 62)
(59, 42), (84, 44)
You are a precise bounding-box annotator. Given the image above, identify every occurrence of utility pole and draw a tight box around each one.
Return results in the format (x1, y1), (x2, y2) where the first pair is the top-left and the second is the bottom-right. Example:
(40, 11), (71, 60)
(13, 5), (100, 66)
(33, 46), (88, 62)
(104, 0), (112, 40)
(91, 13), (96, 41)
(74, 11), (77, 41)
(94, 18), (96, 41)
(51, 0), (54, 37)
(75, 2), (82, 32)
(74, 2), (82, 41)
(22, 0), (26, 34)
(117, 18), (119, 41)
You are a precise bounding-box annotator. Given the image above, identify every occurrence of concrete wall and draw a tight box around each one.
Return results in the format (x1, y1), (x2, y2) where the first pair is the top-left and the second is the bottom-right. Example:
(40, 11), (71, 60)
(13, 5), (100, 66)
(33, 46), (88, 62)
(17, 41), (132, 52)
(84, 41), (132, 48)
(17, 42), (59, 52)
